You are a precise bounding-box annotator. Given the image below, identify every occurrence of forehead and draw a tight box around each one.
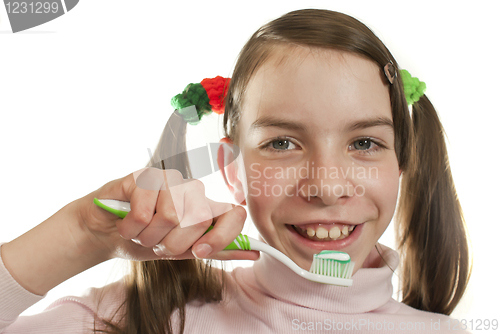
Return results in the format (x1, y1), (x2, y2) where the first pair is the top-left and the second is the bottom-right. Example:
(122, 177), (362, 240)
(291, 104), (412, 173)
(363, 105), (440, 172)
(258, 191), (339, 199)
(238, 46), (392, 139)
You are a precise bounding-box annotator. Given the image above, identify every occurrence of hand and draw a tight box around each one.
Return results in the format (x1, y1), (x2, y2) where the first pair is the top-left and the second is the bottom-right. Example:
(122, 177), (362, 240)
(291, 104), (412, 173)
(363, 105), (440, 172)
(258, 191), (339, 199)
(76, 167), (260, 262)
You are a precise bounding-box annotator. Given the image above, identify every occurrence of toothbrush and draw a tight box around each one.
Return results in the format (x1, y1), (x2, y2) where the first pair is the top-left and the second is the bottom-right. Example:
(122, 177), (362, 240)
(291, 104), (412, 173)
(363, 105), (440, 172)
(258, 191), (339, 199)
(94, 198), (354, 287)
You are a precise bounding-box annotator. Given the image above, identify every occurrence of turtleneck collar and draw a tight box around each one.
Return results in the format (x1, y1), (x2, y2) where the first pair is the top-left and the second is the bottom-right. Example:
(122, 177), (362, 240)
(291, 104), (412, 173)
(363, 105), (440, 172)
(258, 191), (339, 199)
(250, 244), (399, 314)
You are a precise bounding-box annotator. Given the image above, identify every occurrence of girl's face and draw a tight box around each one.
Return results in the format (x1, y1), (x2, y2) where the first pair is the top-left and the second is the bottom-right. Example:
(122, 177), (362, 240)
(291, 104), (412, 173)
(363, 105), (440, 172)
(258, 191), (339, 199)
(234, 47), (400, 273)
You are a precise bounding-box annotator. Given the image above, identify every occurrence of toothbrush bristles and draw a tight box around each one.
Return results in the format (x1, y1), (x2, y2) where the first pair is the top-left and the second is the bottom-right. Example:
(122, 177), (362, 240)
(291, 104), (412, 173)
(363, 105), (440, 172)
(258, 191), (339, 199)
(309, 257), (355, 279)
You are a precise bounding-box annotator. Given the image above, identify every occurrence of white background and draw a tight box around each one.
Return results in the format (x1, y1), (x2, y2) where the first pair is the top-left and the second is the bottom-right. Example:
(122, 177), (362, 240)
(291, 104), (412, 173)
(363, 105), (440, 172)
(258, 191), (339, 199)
(1, 0), (498, 331)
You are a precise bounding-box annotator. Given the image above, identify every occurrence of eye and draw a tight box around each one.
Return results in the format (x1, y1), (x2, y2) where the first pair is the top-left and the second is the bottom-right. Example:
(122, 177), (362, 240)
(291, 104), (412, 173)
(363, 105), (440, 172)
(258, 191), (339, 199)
(353, 139), (372, 150)
(349, 138), (385, 155)
(261, 136), (298, 153)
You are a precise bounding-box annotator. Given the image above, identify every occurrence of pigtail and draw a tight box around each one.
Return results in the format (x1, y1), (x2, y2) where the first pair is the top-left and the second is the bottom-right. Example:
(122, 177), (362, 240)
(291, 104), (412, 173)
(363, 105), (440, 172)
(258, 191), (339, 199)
(396, 95), (471, 315)
(92, 112), (225, 334)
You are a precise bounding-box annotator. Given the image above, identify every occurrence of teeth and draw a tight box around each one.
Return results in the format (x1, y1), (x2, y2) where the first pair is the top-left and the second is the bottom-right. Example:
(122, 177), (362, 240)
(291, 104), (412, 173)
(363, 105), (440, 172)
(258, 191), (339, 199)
(329, 226), (341, 239)
(294, 224), (355, 241)
(316, 227), (329, 239)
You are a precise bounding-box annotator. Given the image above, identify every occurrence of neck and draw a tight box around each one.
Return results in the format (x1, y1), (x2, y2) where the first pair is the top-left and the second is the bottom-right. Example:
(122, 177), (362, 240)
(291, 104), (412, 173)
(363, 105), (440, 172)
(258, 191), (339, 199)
(250, 244), (399, 313)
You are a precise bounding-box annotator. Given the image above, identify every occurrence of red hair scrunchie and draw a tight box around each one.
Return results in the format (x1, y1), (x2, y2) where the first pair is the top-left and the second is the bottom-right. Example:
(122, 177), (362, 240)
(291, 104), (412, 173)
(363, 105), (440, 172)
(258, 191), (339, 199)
(200, 76), (231, 115)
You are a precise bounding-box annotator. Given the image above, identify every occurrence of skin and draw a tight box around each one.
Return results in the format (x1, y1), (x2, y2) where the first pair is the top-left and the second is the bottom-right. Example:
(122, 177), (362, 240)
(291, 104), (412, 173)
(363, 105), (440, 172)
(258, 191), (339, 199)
(220, 47), (401, 274)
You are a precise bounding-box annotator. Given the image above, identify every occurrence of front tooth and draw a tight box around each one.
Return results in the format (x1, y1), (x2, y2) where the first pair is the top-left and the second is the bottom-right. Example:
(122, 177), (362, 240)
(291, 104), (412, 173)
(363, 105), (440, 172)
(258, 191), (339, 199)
(329, 226), (341, 239)
(316, 227), (329, 239)
(307, 227), (316, 237)
(342, 225), (349, 236)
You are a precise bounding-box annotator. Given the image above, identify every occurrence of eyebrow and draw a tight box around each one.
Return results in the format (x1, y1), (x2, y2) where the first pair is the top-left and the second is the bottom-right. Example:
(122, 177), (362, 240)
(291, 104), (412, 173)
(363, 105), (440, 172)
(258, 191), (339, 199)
(347, 117), (394, 132)
(248, 115), (394, 134)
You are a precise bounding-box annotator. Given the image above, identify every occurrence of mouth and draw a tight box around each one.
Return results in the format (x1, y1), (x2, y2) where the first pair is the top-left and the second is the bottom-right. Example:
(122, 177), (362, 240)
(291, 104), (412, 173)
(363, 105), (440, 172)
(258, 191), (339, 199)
(293, 223), (356, 241)
(286, 222), (363, 250)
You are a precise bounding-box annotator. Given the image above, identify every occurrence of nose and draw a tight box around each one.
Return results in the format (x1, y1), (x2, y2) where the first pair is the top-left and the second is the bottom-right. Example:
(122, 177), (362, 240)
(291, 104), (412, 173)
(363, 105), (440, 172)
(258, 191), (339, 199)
(298, 151), (356, 206)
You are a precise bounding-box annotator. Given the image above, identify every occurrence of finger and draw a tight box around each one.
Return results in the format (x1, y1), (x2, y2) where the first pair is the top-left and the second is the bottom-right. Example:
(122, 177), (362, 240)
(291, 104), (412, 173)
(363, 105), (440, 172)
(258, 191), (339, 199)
(210, 250), (260, 261)
(191, 205), (247, 259)
(161, 169), (186, 222)
(129, 183), (183, 248)
(117, 169), (162, 240)
(152, 210), (213, 257)
(178, 180), (214, 228)
(151, 179), (218, 256)
(154, 249), (260, 261)
(205, 198), (235, 221)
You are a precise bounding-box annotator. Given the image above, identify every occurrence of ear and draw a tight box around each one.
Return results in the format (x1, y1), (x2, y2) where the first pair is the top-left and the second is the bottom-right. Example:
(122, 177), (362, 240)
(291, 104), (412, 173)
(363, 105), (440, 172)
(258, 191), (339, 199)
(217, 137), (246, 205)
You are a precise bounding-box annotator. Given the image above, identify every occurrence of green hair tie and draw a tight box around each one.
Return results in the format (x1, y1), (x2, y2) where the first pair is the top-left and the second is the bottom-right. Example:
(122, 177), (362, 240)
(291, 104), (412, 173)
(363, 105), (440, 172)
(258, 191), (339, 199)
(170, 83), (212, 126)
(400, 69), (426, 105)
(170, 76), (231, 126)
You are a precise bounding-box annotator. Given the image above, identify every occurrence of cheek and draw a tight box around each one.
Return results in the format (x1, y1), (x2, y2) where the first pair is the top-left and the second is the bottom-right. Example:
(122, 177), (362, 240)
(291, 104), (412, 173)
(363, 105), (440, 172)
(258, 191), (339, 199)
(246, 163), (292, 201)
(359, 159), (400, 223)
(245, 163), (293, 235)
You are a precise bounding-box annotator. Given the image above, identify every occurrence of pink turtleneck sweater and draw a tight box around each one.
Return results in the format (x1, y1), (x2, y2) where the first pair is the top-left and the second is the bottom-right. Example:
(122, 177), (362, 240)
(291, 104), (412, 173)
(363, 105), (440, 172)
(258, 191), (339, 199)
(0, 242), (467, 333)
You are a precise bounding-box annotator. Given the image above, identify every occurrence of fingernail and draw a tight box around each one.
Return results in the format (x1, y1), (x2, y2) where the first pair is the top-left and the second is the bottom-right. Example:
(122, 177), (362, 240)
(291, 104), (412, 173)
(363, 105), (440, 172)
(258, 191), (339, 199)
(192, 244), (212, 259)
(153, 244), (171, 256)
(131, 238), (142, 245)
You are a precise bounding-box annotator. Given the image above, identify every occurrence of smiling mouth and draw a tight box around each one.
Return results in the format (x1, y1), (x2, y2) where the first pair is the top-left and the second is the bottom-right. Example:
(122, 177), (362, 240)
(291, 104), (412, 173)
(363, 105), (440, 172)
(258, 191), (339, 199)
(290, 224), (357, 242)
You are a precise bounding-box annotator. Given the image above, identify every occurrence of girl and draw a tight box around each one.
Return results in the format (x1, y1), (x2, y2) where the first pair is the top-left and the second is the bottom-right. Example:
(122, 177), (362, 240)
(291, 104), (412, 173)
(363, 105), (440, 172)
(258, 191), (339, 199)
(0, 9), (471, 334)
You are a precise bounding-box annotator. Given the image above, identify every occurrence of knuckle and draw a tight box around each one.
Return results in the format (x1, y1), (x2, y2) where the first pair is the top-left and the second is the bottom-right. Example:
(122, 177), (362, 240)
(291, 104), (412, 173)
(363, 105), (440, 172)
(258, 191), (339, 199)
(136, 178), (159, 192)
(192, 206), (213, 223)
(234, 206), (246, 222)
(131, 210), (151, 227)
(187, 179), (205, 192)
(165, 169), (184, 186)
(158, 210), (180, 226)
(122, 174), (135, 192)
(197, 218), (213, 229)
(211, 202), (233, 218)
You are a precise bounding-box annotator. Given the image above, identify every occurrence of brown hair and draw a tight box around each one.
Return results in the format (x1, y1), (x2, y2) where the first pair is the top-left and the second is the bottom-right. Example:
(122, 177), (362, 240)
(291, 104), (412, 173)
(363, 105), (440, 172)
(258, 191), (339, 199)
(92, 8), (471, 334)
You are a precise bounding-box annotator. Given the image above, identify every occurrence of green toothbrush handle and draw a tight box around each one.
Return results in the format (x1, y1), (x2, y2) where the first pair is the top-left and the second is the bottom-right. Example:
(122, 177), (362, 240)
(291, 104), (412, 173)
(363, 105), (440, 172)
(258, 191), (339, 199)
(203, 226), (252, 251)
(93, 198), (129, 218)
(93, 198), (252, 251)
